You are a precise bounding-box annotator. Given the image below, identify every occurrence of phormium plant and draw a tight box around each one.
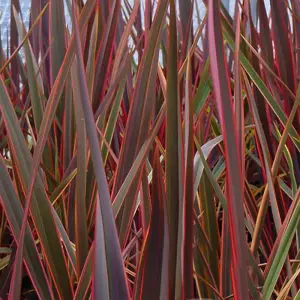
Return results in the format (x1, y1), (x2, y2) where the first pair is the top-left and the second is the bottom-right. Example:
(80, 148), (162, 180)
(0, 0), (299, 299)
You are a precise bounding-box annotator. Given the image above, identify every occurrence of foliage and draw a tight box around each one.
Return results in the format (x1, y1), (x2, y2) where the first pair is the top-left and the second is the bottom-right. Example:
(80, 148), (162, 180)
(0, 0), (299, 299)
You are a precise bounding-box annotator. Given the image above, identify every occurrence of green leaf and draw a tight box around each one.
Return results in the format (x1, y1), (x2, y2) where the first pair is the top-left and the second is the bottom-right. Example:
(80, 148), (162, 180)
(262, 189), (300, 299)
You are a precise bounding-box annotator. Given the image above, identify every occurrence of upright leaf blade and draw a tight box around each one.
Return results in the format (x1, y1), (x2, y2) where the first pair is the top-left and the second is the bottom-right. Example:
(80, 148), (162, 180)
(208, 0), (249, 298)
(72, 5), (129, 299)
(166, 0), (182, 298)
(134, 148), (167, 300)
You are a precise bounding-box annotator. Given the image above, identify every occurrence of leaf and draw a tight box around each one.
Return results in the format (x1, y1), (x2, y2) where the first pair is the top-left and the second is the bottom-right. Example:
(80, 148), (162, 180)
(10, 0), (21, 96)
(193, 135), (223, 196)
(112, 104), (165, 218)
(14, 9), (44, 131)
(262, 189), (300, 299)
(13, 8), (53, 179)
(101, 78), (126, 165)
(0, 1), (97, 297)
(92, 0), (120, 109)
(8, 237), (23, 300)
(178, 0), (193, 59)
(74, 245), (93, 300)
(243, 72), (282, 238)
(166, 1), (181, 298)
(277, 268), (300, 300)
(251, 84), (300, 254)
(112, 0), (168, 248)
(208, 0), (249, 297)
(72, 5), (129, 299)
(0, 76), (73, 299)
(0, 157), (52, 300)
(221, 15), (300, 151)
(183, 54), (195, 298)
(50, 0), (66, 84)
(71, 59), (89, 275)
(193, 58), (212, 115)
(134, 148), (168, 300)
(194, 137), (227, 211)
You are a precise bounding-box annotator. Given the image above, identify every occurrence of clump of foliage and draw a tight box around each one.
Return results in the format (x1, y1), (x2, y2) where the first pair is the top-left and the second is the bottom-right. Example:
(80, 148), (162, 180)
(0, 0), (299, 299)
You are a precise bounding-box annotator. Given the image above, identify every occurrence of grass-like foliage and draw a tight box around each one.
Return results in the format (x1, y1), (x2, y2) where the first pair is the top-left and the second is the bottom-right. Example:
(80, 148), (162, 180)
(0, 0), (299, 299)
